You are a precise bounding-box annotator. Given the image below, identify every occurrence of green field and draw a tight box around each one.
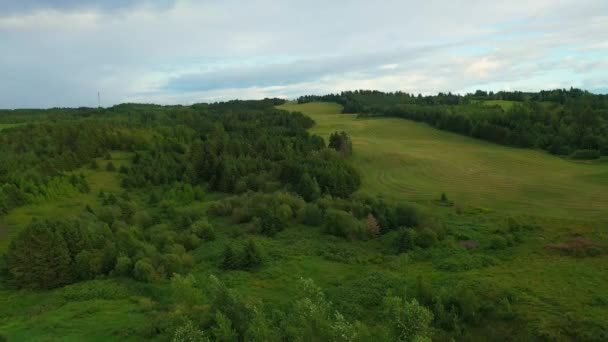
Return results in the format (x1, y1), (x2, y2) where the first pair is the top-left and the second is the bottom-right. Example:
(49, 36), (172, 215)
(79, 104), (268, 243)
(278, 102), (608, 221)
(0, 123), (25, 131)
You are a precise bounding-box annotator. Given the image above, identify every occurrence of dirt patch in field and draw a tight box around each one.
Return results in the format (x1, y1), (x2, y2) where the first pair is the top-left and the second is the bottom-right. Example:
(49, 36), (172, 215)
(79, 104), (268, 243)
(546, 236), (606, 257)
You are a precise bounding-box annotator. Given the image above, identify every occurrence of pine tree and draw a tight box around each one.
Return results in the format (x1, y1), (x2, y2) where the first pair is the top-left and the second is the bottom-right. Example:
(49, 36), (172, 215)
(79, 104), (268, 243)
(7, 220), (74, 289)
(222, 245), (237, 270)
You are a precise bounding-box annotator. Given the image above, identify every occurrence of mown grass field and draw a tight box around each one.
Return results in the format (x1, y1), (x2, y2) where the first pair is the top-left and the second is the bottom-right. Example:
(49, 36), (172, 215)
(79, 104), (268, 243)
(278, 102), (608, 221)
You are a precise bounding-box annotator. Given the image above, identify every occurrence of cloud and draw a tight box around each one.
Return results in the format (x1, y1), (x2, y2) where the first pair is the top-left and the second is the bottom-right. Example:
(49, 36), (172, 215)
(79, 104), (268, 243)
(0, 0), (607, 108)
(0, 0), (175, 15)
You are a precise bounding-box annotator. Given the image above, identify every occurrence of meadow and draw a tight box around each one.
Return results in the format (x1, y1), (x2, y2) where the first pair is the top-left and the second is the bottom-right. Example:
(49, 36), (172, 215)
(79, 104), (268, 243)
(278, 102), (608, 221)
(0, 100), (607, 341)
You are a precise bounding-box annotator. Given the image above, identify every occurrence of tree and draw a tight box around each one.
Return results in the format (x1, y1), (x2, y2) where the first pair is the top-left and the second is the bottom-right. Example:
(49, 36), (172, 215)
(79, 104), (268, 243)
(296, 172), (321, 201)
(6, 220), (74, 289)
(212, 311), (238, 342)
(329, 131), (353, 156)
(221, 245), (238, 270)
(366, 213), (380, 237)
(241, 239), (262, 269)
(245, 307), (279, 342)
(133, 259), (156, 282)
(173, 320), (210, 342)
(383, 296), (433, 342)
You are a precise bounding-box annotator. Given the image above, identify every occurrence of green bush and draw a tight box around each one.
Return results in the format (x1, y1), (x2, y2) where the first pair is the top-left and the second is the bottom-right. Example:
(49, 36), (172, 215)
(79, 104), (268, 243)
(324, 209), (362, 239)
(489, 235), (508, 250)
(394, 203), (420, 227)
(114, 255), (132, 276)
(395, 228), (417, 253)
(299, 203), (324, 226)
(134, 259), (156, 282)
(415, 228), (437, 248)
(191, 219), (216, 241)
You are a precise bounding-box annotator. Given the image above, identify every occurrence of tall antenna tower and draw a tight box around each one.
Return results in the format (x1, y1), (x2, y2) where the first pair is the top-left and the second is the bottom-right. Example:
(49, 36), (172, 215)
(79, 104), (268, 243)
(97, 91), (101, 108)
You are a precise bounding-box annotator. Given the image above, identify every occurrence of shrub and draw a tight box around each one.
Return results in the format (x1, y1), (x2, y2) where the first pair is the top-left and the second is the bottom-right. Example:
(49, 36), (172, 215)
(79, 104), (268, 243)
(415, 228), (437, 248)
(489, 235), (508, 250)
(191, 219), (216, 241)
(114, 255), (132, 276)
(134, 259), (156, 282)
(394, 203), (420, 227)
(299, 203), (324, 226)
(324, 209), (361, 239)
(395, 228), (417, 253)
(173, 320), (210, 342)
(208, 201), (233, 217)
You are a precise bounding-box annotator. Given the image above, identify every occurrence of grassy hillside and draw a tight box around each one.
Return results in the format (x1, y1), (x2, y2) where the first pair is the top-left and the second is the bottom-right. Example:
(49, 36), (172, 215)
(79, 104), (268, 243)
(278, 102), (608, 220)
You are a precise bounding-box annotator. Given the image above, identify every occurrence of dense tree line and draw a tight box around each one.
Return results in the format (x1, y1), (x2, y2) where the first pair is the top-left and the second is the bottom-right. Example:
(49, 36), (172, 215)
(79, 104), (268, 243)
(298, 89), (608, 157)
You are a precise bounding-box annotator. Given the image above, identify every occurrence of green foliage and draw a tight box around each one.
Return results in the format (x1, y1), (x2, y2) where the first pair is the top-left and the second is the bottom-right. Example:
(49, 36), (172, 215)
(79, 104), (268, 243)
(173, 320), (210, 342)
(383, 296), (434, 342)
(298, 203), (324, 226)
(191, 219), (216, 241)
(324, 209), (362, 239)
(171, 274), (203, 306)
(212, 311), (238, 342)
(133, 259), (156, 282)
(329, 131), (353, 157)
(415, 228), (437, 249)
(6, 220), (77, 288)
(295, 172), (321, 201)
(395, 228), (417, 253)
(222, 240), (263, 270)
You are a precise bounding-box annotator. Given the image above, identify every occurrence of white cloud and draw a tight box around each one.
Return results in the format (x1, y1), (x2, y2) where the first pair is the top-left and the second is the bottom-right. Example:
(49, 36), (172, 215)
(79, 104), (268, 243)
(0, 0), (607, 107)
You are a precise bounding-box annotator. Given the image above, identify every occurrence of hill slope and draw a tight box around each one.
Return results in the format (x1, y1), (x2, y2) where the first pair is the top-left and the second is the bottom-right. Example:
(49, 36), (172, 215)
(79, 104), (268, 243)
(278, 102), (608, 220)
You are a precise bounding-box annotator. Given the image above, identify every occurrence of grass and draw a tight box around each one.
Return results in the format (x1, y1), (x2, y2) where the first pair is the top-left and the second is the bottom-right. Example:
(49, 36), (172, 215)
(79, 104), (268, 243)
(278, 102), (608, 221)
(0, 123), (25, 131)
(1, 107), (607, 340)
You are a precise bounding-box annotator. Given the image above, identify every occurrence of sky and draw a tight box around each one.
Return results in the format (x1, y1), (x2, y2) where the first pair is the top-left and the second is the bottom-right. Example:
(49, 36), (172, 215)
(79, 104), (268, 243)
(0, 0), (607, 108)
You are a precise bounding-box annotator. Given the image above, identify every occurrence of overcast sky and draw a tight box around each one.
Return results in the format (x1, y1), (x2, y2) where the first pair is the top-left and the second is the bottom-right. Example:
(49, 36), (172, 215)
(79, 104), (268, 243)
(1, 0), (607, 108)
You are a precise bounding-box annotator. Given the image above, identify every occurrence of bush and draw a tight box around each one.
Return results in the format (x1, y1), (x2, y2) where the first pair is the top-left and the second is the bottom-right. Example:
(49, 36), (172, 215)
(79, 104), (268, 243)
(222, 241), (263, 270)
(394, 203), (420, 227)
(489, 235), (508, 250)
(395, 228), (417, 253)
(324, 209), (362, 239)
(299, 203), (324, 226)
(415, 228), (437, 248)
(208, 201), (233, 217)
(114, 255), (132, 276)
(191, 219), (216, 241)
(134, 259), (156, 282)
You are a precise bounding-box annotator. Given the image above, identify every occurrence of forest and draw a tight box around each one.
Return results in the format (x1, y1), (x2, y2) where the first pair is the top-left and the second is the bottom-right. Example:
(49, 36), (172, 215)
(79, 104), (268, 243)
(0, 94), (607, 341)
